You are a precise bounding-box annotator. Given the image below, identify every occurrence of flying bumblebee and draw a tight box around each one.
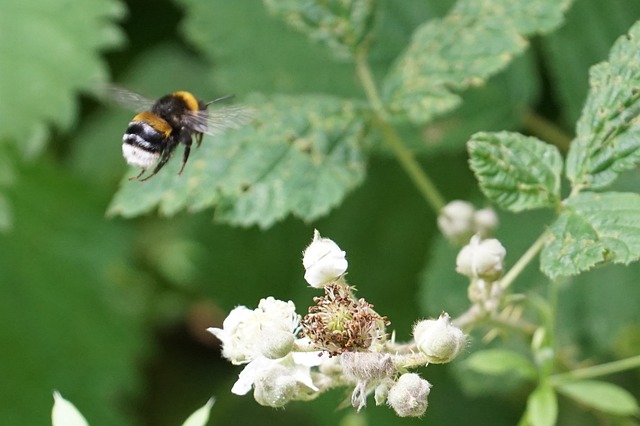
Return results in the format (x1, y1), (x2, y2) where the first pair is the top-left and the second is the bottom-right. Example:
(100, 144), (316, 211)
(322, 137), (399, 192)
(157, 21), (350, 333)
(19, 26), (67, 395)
(107, 85), (254, 181)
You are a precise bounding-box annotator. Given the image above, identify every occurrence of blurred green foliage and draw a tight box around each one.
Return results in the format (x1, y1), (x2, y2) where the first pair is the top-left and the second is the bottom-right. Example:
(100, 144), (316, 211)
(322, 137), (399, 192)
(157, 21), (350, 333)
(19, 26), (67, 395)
(1, 0), (640, 425)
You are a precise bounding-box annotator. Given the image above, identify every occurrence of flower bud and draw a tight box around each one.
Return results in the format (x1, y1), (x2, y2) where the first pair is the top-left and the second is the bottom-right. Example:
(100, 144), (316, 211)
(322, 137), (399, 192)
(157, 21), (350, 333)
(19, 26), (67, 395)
(387, 373), (432, 417)
(302, 229), (348, 288)
(341, 352), (395, 383)
(473, 207), (499, 236)
(413, 312), (466, 364)
(252, 364), (298, 407)
(456, 235), (506, 281)
(437, 200), (475, 243)
(52, 391), (89, 426)
(258, 327), (295, 359)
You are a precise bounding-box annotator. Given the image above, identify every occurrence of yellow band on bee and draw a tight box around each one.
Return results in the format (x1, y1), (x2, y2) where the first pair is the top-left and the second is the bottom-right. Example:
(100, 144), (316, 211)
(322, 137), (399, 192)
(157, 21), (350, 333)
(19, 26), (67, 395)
(132, 111), (172, 137)
(172, 91), (200, 112)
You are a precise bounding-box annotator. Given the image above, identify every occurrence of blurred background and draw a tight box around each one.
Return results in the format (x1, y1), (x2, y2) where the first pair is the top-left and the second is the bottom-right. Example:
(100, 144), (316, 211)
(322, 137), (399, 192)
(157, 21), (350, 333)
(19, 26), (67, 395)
(1, 0), (639, 425)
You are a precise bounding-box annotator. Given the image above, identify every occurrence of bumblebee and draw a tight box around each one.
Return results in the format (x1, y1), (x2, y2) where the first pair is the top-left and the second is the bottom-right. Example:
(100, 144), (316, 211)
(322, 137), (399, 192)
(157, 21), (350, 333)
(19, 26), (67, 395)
(108, 86), (253, 181)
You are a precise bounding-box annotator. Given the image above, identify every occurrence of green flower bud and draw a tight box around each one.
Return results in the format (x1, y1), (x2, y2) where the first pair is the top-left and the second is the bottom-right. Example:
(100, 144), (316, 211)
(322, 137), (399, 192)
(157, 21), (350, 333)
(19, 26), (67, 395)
(413, 312), (466, 364)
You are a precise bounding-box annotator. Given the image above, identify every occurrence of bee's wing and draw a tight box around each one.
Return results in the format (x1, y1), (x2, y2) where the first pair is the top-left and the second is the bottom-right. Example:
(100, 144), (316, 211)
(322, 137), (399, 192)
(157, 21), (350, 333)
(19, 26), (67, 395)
(103, 84), (156, 112)
(185, 105), (255, 136)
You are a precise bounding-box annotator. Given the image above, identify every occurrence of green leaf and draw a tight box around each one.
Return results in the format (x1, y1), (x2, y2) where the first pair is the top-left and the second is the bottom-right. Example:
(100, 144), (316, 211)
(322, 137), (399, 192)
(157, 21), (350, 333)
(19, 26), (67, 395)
(382, 0), (570, 125)
(464, 349), (537, 380)
(541, 192), (640, 279)
(556, 380), (640, 416)
(263, 0), (375, 60)
(468, 132), (563, 212)
(0, 161), (147, 425)
(108, 95), (368, 228)
(541, 0), (640, 127)
(525, 383), (558, 426)
(0, 0), (125, 154)
(177, 0), (360, 97)
(566, 20), (640, 190)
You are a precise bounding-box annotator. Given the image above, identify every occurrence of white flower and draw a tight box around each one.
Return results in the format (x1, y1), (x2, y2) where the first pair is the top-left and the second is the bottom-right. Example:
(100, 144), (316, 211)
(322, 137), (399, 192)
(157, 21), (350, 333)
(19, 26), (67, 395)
(456, 234), (506, 281)
(437, 200), (475, 243)
(413, 312), (466, 364)
(302, 229), (348, 288)
(208, 297), (299, 364)
(232, 353), (323, 407)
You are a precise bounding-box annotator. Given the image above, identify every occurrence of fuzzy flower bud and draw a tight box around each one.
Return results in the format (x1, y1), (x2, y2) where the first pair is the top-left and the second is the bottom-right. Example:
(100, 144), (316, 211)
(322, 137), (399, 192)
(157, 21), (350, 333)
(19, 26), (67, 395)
(473, 207), (499, 236)
(413, 312), (466, 364)
(302, 229), (348, 288)
(252, 364), (299, 407)
(456, 234), (506, 281)
(437, 200), (475, 243)
(387, 373), (432, 417)
(341, 352), (396, 383)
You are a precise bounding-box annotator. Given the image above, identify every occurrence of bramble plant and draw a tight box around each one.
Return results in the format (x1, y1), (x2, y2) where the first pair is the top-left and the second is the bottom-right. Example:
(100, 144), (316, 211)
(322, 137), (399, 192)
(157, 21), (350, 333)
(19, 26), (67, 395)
(3, 0), (640, 425)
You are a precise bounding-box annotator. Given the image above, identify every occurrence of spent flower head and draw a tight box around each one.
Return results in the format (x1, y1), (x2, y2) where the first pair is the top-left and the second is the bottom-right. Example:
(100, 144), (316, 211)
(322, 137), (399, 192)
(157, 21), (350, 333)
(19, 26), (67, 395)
(302, 229), (348, 288)
(301, 282), (389, 355)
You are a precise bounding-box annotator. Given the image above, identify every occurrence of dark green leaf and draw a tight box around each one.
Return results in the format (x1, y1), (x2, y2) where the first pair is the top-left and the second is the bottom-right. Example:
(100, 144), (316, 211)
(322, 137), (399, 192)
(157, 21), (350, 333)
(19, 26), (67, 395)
(263, 0), (375, 60)
(382, 0), (570, 125)
(557, 380), (639, 416)
(541, 192), (640, 279)
(566, 20), (640, 190)
(468, 132), (563, 212)
(541, 0), (640, 127)
(525, 383), (558, 426)
(0, 0), (125, 154)
(464, 349), (537, 379)
(0, 161), (147, 425)
(108, 95), (368, 228)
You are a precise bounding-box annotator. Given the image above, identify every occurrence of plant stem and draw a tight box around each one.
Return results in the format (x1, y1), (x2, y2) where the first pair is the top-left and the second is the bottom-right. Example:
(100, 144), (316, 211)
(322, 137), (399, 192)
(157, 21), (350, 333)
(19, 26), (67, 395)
(522, 110), (573, 152)
(355, 49), (446, 213)
(499, 230), (549, 290)
(550, 355), (640, 384)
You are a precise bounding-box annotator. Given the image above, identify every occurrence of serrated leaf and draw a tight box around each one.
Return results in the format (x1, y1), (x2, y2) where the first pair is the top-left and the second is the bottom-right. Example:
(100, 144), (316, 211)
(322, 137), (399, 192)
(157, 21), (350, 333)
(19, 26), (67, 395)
(468, 132), (563, 212)
(525, 383), (558, 426)
(108, 95), (367, 228)
(0, 0), (125, 154)
(541, 192), (640, 279)
(557, 380), (640, 416)
(382, 0), (570, 125)
(464, 349), (538, 379)
(263, 0), (375, 60)
(566, 21), (640, 190)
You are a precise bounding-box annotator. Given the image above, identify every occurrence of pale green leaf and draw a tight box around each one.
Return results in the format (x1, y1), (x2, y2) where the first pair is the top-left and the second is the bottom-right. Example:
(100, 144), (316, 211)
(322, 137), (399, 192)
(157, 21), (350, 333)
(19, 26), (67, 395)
(464, 349), (537, 379)
(181, 398), (215, 426)
(566, 20), (640, 190)
(108, 95), (367, 228)
(557, 380), (640, 416)
(541, 192), (640, 279)
(468, 132), (563, 212)
(263, 0), (375, 60)
(382, 0), (570, 125)
(0, 0), (125, 153)
(526, 383), (558, 426)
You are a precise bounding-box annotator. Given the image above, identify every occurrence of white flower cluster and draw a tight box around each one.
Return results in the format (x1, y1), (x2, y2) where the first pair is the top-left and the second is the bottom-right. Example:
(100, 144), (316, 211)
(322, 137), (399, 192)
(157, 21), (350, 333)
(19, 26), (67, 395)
(210, 230), (466, 417)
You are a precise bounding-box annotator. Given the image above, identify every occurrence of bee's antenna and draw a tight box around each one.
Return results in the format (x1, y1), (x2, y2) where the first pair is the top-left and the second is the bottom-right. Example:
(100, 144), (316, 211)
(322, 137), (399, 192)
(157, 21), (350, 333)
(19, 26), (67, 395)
(205, 94), (235, 107)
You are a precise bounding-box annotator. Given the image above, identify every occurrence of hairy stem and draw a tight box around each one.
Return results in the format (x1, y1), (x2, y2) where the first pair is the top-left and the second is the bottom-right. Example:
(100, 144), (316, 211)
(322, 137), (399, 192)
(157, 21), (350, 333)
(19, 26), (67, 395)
(355, 48), (446, 213)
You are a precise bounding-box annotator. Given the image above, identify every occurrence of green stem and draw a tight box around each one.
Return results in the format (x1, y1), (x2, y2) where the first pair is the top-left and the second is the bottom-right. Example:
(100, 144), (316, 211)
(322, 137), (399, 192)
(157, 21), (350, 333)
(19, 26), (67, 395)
(355, 48), (446, 213)
(522, 110), (573, 152)
(499, 231), (549, 290)
(550, 355), (640, 385)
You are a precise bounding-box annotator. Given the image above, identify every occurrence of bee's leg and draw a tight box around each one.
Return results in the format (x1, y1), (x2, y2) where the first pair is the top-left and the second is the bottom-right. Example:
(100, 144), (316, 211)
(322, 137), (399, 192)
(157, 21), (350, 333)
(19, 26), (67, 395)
(140, 140), (178, 182)
(177, 129), (195, 175)
(195, 132), (203, 148)
(129, 168), (146, 181)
